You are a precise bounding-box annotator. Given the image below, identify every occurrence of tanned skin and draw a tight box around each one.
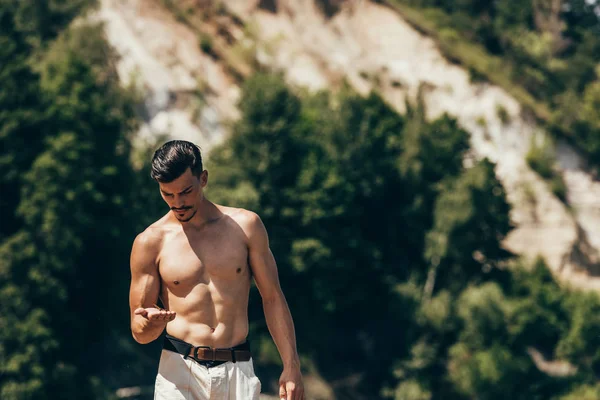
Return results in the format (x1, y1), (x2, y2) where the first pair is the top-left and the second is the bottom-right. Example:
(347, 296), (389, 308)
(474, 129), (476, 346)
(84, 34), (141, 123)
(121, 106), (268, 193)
(129, 167), (304, 400)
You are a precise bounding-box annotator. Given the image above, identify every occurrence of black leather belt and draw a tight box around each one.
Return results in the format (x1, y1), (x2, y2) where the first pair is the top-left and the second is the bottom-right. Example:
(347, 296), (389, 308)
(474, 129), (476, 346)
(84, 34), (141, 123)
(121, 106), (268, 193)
(163, 334), (252, 365)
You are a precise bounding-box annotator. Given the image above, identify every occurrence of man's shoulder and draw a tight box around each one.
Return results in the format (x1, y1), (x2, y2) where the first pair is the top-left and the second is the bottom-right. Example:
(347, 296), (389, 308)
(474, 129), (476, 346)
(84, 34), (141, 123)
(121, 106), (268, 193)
(217, 206), (267, 245)
(130, 224), (168, 271)
(132, 227), (162, 256)
(133, 216), (172, 251)
(219, 206), (261, 229)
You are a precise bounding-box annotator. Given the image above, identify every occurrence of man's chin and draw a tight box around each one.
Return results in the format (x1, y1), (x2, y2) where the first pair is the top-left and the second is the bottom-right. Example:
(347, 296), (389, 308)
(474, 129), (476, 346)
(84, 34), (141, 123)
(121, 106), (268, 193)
(175, 210), (197, 222)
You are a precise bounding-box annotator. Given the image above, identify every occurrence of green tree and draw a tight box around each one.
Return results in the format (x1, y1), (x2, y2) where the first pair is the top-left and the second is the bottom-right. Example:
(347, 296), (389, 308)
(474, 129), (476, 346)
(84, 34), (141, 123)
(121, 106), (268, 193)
(0, 21), (138, 398)
(424, 159), (512, 297)
(207, 73), (512, 397)
(0, 0), (95, 47)
(398, 92), (470, 264)
(0, 16), (46, 240)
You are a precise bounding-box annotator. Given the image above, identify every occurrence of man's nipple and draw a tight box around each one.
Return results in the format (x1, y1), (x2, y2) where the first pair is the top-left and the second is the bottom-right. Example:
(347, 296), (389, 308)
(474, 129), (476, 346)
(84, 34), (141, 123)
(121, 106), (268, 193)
(174, 280), (180, 285)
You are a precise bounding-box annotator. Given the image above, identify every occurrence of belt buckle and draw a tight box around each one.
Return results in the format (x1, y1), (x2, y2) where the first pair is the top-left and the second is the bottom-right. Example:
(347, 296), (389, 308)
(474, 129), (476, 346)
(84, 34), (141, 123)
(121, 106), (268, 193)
(192, 346), (211, 362)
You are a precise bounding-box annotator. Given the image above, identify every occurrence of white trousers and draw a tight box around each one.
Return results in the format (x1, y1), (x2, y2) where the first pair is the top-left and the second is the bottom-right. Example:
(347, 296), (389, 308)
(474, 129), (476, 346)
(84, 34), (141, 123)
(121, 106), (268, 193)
(154, 350), (262, 400)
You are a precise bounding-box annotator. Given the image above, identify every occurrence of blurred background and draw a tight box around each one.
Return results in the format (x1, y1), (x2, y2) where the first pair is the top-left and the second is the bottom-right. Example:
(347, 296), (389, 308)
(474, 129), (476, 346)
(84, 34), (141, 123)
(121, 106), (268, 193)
(1, 0), (600, 399)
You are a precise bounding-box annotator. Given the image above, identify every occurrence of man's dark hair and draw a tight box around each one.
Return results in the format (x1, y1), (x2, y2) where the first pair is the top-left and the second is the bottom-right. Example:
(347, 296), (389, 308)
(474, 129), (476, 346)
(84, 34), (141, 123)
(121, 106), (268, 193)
(151, 140), (204, 182)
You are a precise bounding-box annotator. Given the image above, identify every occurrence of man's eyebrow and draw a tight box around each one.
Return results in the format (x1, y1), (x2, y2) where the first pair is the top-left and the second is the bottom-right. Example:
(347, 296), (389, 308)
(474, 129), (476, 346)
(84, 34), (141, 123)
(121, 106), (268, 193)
(161, 185), (193, 195)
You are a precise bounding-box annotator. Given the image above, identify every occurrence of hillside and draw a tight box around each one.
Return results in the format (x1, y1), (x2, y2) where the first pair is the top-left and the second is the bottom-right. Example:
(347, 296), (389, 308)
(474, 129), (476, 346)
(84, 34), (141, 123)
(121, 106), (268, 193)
(97, 0), (600, 290)
(5, 1), (600, 399)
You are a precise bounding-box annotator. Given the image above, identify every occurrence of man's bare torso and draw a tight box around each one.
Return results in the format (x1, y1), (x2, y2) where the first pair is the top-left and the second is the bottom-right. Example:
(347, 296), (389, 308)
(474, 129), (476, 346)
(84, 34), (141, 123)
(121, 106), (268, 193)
(150, 206), (252, 348)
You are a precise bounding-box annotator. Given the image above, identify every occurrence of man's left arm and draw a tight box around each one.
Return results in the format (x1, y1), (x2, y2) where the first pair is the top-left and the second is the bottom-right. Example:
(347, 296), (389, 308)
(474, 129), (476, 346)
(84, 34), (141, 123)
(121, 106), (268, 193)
(244, 211), (304, 400)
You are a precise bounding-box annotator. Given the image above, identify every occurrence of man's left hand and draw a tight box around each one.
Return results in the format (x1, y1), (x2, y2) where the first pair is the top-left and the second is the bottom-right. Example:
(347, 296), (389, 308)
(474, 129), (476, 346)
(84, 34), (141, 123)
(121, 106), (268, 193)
(279, 367), (304, 400)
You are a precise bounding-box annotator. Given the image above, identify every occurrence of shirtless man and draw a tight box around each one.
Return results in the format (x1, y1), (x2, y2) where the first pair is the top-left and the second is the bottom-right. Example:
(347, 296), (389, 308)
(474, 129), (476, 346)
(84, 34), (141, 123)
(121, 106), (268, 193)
(129, 140), (304, 400)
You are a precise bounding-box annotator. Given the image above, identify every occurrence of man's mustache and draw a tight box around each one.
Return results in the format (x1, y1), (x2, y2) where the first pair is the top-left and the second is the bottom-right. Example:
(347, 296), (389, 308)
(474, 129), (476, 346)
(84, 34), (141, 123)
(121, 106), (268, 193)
(171, 206), (192, 211)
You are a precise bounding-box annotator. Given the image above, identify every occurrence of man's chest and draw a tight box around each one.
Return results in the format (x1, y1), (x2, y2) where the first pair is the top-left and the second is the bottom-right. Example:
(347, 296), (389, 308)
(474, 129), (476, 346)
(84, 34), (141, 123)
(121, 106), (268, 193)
(158, 230), (249, 286)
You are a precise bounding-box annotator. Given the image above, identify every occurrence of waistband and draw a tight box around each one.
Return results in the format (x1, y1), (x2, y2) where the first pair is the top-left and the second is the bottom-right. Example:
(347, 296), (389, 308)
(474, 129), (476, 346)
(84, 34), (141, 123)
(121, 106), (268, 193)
(163, 334), (252, 367)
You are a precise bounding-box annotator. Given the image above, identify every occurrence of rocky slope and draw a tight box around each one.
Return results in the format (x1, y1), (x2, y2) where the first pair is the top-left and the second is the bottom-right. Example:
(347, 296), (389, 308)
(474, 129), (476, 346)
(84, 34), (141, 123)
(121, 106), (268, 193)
(96, 0), (600, 290)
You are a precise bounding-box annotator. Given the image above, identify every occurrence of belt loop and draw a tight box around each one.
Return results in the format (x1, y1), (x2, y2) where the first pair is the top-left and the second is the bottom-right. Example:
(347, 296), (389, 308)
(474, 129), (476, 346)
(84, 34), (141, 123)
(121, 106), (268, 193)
(184, 344), (193, 360)
(231, 349), (236, 363)
(212, 348), (216, 362)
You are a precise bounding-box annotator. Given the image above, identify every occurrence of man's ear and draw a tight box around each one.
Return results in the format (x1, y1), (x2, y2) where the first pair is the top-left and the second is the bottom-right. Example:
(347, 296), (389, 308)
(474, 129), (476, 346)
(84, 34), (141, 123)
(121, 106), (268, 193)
(200, 170), (208, 187)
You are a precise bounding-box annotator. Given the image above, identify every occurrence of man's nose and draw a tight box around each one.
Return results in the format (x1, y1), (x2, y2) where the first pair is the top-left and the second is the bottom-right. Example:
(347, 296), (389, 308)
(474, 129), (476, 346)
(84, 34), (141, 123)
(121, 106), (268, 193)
(173, 196), (185, 208)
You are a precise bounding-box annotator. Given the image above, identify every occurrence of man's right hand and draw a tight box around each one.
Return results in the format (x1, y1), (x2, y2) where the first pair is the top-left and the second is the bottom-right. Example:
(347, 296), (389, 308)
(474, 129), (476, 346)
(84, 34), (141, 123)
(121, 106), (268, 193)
(134, 307), (176, 323)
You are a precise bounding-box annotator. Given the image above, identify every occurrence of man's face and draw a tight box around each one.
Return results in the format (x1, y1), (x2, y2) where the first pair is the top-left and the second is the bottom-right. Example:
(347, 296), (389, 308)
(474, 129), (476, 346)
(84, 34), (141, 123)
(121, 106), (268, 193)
(158, 168), (207, 222)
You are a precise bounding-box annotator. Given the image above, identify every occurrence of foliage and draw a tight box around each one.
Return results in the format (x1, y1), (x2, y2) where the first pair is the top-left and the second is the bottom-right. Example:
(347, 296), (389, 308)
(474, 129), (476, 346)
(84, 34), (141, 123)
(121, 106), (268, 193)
(207, 73), (516, 397)
(0, 0), (96, 47)
(198, 32), (214, 56)
(559, 384), (600, 400)
(525, 135), (568, 201)
(0, 22), (45, 241)
(387, 0), (600, 166)
(0, 5), (141, 397)
(2, 1), (600, 397)
(424, 159), (512, 295)
(206, 73), (600, 399)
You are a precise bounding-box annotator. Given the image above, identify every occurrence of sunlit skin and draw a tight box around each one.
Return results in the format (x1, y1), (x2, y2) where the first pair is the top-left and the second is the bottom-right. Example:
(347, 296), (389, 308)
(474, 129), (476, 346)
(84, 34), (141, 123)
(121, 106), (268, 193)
(129, 167), (304, 400)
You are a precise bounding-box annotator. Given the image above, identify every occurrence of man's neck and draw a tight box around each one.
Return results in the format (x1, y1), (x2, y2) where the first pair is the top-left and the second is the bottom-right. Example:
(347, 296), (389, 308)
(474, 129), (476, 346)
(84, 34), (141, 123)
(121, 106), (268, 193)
(180, 198), (221, 230)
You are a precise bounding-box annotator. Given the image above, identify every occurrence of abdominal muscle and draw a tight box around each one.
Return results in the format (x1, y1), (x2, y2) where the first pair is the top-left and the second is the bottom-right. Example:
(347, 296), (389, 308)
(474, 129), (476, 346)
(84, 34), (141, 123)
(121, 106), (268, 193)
(161, 281), (251, 349)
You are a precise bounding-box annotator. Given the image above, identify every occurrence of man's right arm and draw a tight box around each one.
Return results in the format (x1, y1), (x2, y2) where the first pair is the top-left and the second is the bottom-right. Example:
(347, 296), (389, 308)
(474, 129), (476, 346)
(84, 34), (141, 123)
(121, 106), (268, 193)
(129, 230), (175, 344)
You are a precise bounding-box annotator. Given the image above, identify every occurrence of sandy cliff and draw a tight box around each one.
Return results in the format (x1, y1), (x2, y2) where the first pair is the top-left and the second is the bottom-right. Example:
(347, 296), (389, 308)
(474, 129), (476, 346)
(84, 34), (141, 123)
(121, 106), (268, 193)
(97, 0), (600, 289)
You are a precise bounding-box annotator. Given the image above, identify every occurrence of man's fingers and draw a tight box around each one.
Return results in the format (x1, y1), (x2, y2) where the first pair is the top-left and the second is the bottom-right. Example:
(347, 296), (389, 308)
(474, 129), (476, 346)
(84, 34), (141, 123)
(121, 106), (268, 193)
(161, 311), (176, 321)
(279, 384), (286, 400)
(285, 382), (295, 400)
(150, 310), (165, 320)
(134, 308), (147, 317)
(147, 309), (176, 321)
(280, 380), (302, 400)
(134, 307), (175, 322)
